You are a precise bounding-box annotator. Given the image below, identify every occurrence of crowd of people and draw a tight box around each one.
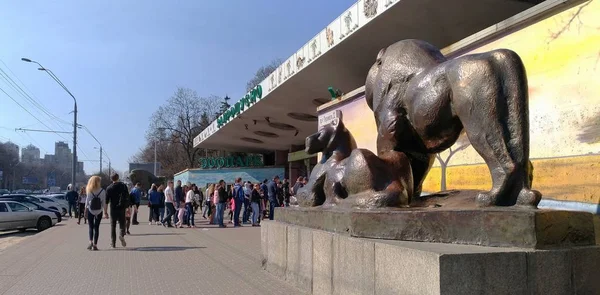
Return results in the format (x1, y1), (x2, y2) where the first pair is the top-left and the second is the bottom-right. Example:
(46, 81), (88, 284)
(66, 173), (308, 251)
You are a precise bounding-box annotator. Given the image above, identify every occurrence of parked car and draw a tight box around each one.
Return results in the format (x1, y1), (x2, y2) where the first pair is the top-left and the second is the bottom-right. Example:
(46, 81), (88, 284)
(0, 189), (9, 195)
(0, 197), (62, 223)
(0, 200), (58, 232)
(39, 196), (69, 216)
(0, 195), (67, 217)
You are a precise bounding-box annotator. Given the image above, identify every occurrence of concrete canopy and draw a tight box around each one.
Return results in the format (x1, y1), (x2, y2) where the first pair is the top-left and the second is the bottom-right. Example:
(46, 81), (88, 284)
(195, 0), (543, 153)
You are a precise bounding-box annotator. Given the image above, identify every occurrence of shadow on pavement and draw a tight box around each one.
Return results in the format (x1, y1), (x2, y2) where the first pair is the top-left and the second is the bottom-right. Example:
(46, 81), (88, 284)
(127, 233), (183, 237)
(126, 246), (205, 252)
(0, 230), (37, 238)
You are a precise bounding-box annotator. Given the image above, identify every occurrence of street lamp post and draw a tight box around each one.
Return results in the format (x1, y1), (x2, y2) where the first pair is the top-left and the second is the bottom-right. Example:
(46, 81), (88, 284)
(21, 58), (77, 191)
(93, 147), (103, 173)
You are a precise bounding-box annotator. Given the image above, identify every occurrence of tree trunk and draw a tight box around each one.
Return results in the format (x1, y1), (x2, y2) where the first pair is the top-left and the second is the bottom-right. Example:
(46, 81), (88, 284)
(440, 164), (447, 191)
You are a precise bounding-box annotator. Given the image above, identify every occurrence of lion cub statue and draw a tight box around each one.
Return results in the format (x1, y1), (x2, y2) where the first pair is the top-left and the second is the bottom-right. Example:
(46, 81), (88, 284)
(296, 111), (413, 208)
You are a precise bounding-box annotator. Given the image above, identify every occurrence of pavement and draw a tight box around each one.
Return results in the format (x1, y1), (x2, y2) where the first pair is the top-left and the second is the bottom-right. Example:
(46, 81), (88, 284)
(0, 209), (305, 295)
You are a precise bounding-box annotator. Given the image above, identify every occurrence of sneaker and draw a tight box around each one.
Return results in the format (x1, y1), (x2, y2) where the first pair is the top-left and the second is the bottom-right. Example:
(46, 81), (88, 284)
(87, 243), (93, 250)
(119, 236), (126, 247)
(110, 244), (116, 249)
(149, 222), (153, 225)
(92, 245), (98, 251)
(126, 230), (131, 235)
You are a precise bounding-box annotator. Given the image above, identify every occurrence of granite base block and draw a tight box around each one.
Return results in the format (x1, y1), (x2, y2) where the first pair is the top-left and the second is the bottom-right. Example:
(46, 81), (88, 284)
(275, 207), (596, 249)
(262, 220), (600, 295)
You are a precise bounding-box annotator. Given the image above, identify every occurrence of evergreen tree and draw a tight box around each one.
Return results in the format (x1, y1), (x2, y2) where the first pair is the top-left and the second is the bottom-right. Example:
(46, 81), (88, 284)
(216, 95), (231, 118)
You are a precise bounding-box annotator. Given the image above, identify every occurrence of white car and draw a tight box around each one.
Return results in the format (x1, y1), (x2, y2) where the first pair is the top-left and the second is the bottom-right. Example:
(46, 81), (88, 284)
(22, 196), (68, 217)
(0, 201), (58, 231)
(38, 196), (69, 216)
(44, 194), (70, 209)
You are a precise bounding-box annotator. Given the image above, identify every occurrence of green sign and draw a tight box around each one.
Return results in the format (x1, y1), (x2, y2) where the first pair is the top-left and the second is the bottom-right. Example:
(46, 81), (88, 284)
(217, 85), (263, 128)
(199, 155), (264, 169)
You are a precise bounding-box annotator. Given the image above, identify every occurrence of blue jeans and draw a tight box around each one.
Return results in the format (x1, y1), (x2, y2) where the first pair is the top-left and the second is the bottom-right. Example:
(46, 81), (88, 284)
(186, 203), (195, 226)
(159, 207), (165, 222)
(251, 202), (260, 225)
(269, 199), (278, 220)
(215, 202), (225, 226)
(87, 210), (102, 245)
(233, 199), (242, 226)
(68, 202), (77, 217)
(242, 198), (251, 223)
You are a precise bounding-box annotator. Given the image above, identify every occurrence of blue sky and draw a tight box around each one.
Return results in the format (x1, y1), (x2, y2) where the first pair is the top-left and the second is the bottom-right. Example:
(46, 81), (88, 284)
(0, 0), (355, 174)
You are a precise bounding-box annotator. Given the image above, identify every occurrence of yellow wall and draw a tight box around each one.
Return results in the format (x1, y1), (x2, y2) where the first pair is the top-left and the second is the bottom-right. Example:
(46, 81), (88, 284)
(422, 154), (600, 203)
(317, 0), (600, 204)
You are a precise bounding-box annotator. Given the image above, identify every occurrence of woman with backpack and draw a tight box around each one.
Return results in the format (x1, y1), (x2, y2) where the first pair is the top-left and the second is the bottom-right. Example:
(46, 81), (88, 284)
(84, 175), (106, 251)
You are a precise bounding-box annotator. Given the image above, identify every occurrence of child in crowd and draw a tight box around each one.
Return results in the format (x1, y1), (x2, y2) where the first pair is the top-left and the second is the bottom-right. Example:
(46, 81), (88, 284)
(175, 202), (186, 228)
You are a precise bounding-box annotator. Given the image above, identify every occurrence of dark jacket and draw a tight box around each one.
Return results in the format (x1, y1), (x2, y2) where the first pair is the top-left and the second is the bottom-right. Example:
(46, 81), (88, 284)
(66, 190), (78, 203)
(106, 181), (128, 210)
(260, 183), (268, 199)
(159, 192), (166, 208)
(267, 181), (278, 202)
(218, 187), (228, 204)
(130, 187), (142, 204)
(175, 186), (184, 203)
(251, 189), (261, 203)
(148, 189), (160, 205)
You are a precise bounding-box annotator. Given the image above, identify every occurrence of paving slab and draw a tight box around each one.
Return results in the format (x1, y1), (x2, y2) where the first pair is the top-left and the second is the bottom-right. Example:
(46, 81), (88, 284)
(0, 210), (305, 295)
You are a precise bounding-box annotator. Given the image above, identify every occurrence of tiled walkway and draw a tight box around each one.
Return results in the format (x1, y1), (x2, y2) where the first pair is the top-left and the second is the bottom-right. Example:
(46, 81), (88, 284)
(0, 209), (304, 295)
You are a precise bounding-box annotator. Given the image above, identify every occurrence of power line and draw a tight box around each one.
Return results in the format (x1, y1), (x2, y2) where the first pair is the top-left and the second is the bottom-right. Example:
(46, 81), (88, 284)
(0, 86), (63, 137)
(0, 59), (71, 127)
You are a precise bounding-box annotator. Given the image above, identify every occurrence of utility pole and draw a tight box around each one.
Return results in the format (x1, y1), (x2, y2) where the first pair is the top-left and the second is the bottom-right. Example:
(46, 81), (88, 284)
(21, 58), (78, 191)
(99, 146), (102, 174)
(72, 103), (77, 189)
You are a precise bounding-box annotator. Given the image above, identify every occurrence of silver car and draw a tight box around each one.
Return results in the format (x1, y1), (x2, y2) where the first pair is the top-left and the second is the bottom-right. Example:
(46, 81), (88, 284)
(0, 201), (58, 232)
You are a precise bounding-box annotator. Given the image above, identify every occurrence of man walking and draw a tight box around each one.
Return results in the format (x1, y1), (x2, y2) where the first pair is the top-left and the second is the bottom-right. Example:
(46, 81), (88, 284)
(66, 185), (78, 218)
(161, 181), (175, 227)
(174, 180), (183, 225)
(242, 181), (252, 224)
(106, 173), (129, 248)
(130, 182), (142, 225)
(267, 176), (280, 220)
(232, 178), (244, 227)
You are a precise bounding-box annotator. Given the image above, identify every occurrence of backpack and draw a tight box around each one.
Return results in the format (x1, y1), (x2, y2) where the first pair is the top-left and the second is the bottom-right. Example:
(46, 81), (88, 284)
(116, 183), (130, 208)
(90, 189), (104, 211)
(234, 185), (245, 201)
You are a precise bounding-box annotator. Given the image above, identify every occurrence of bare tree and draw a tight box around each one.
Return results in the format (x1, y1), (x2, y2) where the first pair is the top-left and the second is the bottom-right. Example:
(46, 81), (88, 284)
(147, 88), (221, 170)
(245, 58), (283, 92)
(435, 133), (471, 191)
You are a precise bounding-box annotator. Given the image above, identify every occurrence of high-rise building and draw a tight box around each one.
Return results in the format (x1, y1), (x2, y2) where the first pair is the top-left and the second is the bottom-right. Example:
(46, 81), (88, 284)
(3, 142), (19, 158)
(21, 144), (41, 164)
(54, 141), (72, 171)
(44, 154), (56, 165)
(77, 161), (84, 174)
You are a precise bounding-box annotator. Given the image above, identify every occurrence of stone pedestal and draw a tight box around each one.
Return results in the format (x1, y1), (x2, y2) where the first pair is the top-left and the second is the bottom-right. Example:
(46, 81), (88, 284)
(262, 207), (600, 294)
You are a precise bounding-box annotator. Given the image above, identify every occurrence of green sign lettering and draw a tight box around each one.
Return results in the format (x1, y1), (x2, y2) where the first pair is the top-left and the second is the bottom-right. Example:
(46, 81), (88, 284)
(217, 85), (263, 128)
(199, 155), (264, 169)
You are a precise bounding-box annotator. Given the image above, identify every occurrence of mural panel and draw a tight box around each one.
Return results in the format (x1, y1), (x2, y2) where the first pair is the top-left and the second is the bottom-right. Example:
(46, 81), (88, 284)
(317, 0), (600, 203)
